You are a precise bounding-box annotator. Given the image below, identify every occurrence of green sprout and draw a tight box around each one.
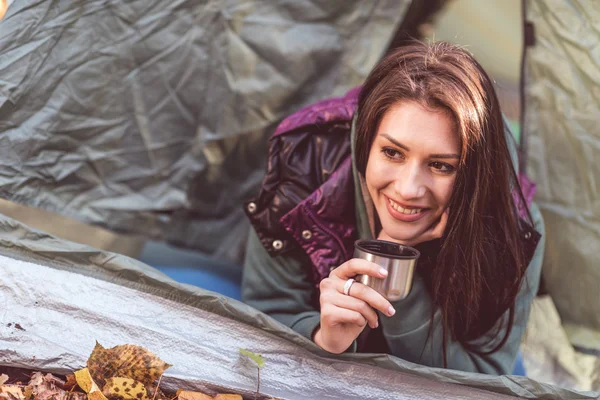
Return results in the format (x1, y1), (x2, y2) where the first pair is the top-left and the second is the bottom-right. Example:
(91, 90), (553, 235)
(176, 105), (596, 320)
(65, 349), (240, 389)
(239, 349), (265, 399)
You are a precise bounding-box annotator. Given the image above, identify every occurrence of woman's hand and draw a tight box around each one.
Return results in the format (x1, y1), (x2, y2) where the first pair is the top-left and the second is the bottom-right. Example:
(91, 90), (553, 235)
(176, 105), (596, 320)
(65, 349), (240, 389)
(313, 258), (396, 354)
(379, 208), (449, 247)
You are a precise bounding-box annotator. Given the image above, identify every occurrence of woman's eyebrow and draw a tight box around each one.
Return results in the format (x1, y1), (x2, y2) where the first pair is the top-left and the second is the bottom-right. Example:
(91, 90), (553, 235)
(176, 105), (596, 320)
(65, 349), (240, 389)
(381, 133), (410, 151)
(381, 133), (459, 159)
(430, 153), (460, 159)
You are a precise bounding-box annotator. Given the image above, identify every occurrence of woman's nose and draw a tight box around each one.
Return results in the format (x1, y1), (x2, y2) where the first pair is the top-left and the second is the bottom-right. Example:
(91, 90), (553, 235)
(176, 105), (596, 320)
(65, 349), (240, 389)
(394, 163), (426, 199)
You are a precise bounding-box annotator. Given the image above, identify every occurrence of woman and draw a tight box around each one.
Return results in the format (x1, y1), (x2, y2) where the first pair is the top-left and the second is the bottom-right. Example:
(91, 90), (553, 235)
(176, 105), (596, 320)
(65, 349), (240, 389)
(241, 41), (544, 374)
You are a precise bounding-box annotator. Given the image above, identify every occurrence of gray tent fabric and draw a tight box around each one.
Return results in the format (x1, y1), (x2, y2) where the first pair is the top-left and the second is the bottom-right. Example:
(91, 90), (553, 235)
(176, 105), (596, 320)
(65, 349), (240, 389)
(1, 0), (599, 398)
(524, 0), (600, 333)
(0, 0), (408, 263)
(0, 215), (598, 400)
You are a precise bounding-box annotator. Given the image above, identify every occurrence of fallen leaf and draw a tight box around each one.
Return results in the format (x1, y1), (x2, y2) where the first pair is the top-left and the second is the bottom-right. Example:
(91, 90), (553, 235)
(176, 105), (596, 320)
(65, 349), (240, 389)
(0, 385), (25, 400)
(42, 373), (67, 390)
(174, 391), (243, 400)
(175, 390), (213, 400)
(64, 374), (78, 391)
(75, 368), (97, 393)
(87, 343), (109, 388)
(22, 385), (32, 400)
(74, 368), (107, 400)
(103, 377), (148, 400)
(0, 375), (8, 385)
(89, 392), (109, 400)
(24, 372), (86, 400)
(146, 384), (168, 400)
(88, 342), (171, 387)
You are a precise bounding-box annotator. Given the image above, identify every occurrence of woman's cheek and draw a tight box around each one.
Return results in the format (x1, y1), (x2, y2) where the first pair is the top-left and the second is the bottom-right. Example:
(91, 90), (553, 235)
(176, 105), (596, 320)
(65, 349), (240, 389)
(369, 160), (394, 188)
(442, 179), (456, 206)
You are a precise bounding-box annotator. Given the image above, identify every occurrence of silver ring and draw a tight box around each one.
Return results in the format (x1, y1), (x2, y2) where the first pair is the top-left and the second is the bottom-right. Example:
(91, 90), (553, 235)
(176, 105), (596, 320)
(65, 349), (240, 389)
(343, 278), (355, 296)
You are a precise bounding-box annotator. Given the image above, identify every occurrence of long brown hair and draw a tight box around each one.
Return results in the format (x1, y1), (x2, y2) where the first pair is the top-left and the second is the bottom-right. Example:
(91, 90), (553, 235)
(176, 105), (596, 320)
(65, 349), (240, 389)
(355, 41), (532, 364)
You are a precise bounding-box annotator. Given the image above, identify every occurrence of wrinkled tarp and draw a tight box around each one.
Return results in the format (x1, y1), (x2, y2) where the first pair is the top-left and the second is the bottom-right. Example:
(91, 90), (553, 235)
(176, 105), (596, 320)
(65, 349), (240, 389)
(524, 0), (600, 333)
(0, 0), (407, 263)
(521, 296), (600, 392)
(0, 216), (597, 400)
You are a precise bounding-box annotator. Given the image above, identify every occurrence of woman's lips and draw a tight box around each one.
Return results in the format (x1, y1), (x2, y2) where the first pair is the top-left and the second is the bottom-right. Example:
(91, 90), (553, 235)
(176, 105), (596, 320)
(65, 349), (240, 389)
(385, 196), (429, 222)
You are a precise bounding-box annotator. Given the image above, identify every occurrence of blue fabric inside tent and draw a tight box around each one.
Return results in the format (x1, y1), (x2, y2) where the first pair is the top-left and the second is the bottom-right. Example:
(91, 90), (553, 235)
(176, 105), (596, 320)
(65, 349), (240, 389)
(138, 241), (242, 301)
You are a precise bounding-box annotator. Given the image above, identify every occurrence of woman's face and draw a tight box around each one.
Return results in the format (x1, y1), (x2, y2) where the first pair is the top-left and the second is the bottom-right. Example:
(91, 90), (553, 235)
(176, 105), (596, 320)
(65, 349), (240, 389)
(365, 101), (461, 245)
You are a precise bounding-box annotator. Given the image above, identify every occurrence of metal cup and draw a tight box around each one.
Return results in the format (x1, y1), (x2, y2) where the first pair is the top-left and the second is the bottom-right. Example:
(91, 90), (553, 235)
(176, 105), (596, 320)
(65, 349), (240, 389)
(354, 239), (420, 301)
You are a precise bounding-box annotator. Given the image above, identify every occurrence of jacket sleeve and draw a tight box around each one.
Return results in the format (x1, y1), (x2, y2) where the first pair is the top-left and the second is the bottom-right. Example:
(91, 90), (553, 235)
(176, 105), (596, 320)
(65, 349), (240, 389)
(242, 227), (321, 340)
(379, 202), (545, 374)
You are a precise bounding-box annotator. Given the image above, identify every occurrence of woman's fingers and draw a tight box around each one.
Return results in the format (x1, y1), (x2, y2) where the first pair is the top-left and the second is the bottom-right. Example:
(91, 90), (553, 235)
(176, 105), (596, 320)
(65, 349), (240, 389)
(430, 208), (449, 238)
(341, 280), (396, 317)
(419, 208), (449, 242)
(322, 290), (380, 328)
(321, 276), (395, 318)
(331, 258), (389, 280)
(321, 303), (368, 328)
(325, 259), (395, 317)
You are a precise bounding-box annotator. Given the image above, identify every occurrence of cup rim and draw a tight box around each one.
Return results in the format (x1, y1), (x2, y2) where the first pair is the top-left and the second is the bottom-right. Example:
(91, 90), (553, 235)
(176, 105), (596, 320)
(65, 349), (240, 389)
(354, 239), (421, 259)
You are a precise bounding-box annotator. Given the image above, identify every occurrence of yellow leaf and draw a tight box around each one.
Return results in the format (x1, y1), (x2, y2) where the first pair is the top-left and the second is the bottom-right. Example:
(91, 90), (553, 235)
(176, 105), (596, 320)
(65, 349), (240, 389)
(74, 368), (107, 400)
(87, 342), (108, 387)
(176, 390), (213, 400)
(0, 374), (8, 385)
(103, 377), (148, 400)
(75, 368), (98, 393)
(89, 391), (108, 400)
(87, 342), (171, 387)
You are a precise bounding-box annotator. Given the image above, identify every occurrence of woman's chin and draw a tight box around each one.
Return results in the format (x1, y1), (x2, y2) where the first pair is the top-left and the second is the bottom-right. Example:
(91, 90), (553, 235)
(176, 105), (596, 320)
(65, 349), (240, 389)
(378, 228), (424, 246)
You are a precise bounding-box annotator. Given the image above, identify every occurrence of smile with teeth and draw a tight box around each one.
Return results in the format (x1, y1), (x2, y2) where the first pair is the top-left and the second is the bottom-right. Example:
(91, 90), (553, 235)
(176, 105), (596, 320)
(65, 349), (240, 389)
(388, 198), (423, 215)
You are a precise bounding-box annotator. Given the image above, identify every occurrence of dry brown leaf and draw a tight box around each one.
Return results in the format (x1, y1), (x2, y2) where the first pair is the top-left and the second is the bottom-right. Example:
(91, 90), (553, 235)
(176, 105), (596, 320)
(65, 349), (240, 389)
(64, 374), (78, 391)
(103, 377), (148, 400)
(87, 342), (171, 387)
(22, 385), (32, 400)
(146, 384), (168, 400)
(0, 385), (25, 400)
(174, 391), (242, 400)
(0, 375), (8, 385)
(25, 373), (43, 400)
(24, 372), (86, 400)
(42, 374), (68, 390)
(175, 390), (213, 400)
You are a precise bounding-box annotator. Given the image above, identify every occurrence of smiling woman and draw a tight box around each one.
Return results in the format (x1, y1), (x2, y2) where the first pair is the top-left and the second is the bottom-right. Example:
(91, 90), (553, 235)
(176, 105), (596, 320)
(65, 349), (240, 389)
(366, 102), (459, 246)
(242, 41), (544, 375)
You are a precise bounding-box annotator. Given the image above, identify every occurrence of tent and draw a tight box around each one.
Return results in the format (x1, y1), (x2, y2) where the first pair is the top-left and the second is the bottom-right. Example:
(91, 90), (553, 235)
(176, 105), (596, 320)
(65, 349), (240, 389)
(0, 0), (598, 398)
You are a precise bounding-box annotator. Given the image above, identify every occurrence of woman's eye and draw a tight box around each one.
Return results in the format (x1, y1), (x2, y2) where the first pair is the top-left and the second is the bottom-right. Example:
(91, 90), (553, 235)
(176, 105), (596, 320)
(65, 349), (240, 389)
(430, 161), (456, 174)
(382, 148), (404, 160)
